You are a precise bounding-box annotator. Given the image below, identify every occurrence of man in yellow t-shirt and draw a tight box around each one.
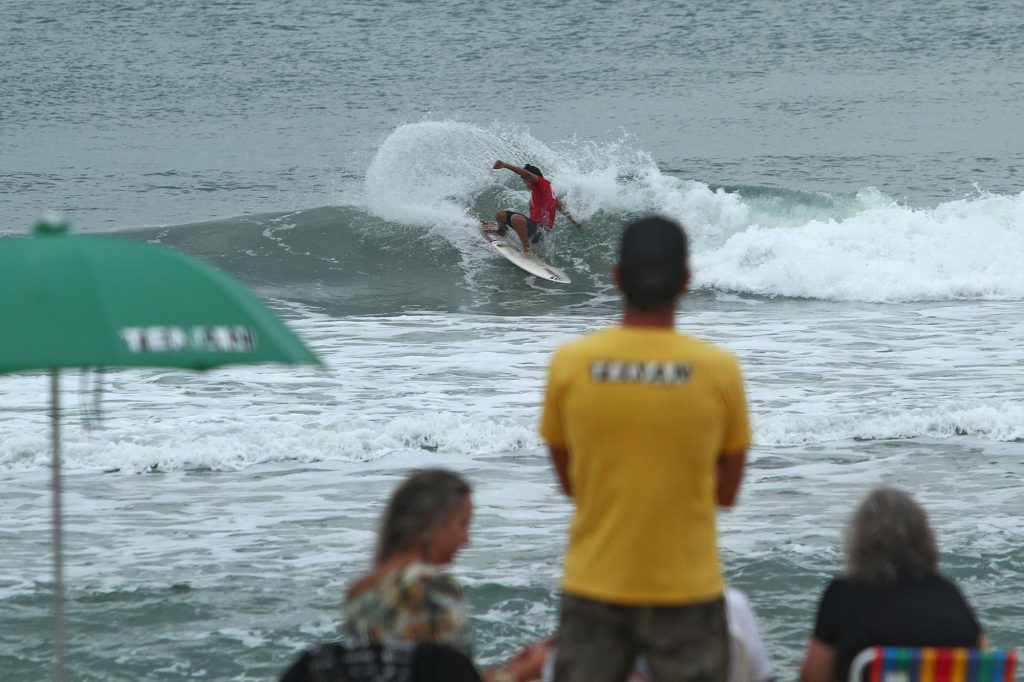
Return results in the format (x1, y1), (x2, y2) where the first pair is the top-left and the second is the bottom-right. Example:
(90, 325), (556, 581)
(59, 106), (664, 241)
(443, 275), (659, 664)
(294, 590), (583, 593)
(540, 215), (751, 682)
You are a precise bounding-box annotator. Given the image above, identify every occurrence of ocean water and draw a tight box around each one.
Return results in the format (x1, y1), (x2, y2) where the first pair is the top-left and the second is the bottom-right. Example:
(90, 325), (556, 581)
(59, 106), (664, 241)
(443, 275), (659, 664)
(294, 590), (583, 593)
(2, 0), (1023, 680)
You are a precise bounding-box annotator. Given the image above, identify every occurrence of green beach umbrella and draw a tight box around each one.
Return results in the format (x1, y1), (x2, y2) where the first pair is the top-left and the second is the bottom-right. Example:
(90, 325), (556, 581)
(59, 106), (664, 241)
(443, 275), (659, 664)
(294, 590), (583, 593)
(0, 219), (322, 681)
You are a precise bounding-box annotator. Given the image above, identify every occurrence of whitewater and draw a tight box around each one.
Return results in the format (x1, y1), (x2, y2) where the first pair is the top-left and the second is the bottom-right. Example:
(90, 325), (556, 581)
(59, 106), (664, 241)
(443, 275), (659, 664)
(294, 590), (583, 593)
(3, 0), (1023, 679)
(3, 118), (1023, 682)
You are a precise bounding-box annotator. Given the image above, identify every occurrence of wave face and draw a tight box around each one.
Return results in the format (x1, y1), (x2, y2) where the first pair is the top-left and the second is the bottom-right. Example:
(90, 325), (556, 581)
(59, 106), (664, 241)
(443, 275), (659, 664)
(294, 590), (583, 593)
(111, 121), (1024, 312)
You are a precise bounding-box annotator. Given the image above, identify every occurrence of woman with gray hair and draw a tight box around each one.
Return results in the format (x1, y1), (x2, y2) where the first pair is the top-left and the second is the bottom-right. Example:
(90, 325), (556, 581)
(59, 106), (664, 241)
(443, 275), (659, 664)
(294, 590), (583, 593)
(799, 487), (985, 682)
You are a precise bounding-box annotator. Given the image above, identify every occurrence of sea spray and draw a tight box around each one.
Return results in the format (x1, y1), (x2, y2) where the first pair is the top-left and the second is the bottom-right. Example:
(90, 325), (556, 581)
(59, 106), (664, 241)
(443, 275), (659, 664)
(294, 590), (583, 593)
(697, 190), (1024, 301)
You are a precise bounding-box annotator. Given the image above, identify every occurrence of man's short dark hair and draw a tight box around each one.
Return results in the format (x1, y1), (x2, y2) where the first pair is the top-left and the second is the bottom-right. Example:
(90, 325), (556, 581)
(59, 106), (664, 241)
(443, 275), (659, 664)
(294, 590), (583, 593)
(617, 216), (690, 311)
(523, 164), (543, 177)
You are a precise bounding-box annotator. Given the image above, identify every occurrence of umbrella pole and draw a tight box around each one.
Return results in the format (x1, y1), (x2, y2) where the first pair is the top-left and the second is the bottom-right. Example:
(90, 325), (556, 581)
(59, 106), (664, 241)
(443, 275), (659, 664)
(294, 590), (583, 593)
(50, 369), (66, 682)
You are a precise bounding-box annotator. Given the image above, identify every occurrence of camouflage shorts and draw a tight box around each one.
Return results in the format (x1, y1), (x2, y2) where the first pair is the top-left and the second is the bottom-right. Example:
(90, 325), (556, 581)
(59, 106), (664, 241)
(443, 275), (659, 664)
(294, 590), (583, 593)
(553, 592), (729, 682)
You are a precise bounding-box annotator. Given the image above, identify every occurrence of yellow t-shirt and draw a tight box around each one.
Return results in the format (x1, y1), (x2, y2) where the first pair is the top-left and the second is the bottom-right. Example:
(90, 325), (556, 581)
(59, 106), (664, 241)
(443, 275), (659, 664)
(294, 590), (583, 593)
(540, 326), (751, 605)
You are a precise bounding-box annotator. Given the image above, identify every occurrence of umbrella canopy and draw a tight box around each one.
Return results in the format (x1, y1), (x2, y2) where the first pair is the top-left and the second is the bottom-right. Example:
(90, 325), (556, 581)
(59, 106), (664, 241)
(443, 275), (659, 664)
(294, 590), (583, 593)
(0, 220), (319, 370)
(0, 219), (321, 681)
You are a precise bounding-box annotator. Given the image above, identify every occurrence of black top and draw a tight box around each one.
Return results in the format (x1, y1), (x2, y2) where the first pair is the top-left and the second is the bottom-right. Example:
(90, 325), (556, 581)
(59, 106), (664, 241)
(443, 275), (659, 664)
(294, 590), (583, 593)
(279, 641), (482, 682)
(812, 573), (982, 681)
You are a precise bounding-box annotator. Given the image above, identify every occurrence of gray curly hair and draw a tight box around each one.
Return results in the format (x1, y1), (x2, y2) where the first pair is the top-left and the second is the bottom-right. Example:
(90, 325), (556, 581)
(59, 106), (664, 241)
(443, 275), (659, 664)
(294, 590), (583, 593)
(374, 469), (471, 566)
(846, 486), (939, 583)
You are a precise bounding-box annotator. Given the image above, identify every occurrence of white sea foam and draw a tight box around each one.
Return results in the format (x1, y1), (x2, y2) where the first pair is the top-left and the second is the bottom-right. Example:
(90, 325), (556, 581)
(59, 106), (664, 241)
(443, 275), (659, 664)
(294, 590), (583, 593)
(363, 121), (1024, 303)
(2, 300), (1022, 477)
(699, 190), (1024, 302)
(2, 295), (1022, 682)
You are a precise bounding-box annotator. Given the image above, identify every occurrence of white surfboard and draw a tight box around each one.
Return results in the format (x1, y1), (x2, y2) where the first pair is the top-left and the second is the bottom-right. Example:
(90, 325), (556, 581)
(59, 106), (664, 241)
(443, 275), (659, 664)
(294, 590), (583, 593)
(480, 222), (571, 284)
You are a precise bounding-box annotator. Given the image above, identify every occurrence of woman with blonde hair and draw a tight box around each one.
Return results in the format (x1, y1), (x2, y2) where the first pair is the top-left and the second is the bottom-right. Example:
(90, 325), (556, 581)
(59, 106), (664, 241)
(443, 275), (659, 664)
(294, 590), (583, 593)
(799, 486), (984, 681)
(342, 469), (545, 682)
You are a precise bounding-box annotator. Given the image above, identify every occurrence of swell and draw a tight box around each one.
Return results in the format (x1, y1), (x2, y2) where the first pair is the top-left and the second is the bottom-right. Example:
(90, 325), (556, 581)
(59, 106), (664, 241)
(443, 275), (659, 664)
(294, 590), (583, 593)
(108, 205), (630, 316)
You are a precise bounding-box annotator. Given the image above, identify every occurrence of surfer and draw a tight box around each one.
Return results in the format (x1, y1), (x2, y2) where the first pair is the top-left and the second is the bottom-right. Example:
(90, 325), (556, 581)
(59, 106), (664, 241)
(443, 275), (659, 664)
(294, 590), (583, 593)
(488, 160), (581, 255)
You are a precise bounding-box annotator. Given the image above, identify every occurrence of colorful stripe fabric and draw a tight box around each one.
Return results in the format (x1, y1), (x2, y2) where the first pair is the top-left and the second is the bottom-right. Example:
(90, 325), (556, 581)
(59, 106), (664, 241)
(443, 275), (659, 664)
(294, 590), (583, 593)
(863, 646), (1018, 682)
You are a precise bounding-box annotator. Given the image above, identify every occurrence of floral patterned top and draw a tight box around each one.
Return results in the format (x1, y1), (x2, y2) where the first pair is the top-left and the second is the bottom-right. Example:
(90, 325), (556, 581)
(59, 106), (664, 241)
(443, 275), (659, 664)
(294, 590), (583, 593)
(341, 562), (473, 657)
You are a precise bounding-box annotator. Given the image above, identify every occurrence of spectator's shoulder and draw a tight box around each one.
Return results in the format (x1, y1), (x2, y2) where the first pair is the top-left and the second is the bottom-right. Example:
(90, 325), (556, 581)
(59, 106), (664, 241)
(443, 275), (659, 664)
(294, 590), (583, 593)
(819, 575), (859, 604)
(679, 335), (744, 377)
(552, 328), (615, 357)
(402, 563), (464, 597)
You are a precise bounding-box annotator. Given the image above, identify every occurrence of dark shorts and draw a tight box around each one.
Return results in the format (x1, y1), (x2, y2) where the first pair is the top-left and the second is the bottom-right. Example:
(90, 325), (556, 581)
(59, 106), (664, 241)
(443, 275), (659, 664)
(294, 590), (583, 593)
(504, 211), (545, 244)
(553, 592), (729, 682)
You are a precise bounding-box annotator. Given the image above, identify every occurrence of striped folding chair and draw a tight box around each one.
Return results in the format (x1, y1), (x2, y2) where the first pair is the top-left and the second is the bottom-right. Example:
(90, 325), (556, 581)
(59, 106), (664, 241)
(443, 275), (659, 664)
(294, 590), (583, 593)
(848, 646), (1018, 682)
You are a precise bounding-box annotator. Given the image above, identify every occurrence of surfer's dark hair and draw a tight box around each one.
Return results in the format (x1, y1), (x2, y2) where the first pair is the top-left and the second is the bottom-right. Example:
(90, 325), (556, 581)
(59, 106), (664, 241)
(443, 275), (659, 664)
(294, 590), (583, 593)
(846, 486), (938, 584)
(617, 215), (690, 311)
(374, 469), (471, 566)
(523, 164), (543, 177)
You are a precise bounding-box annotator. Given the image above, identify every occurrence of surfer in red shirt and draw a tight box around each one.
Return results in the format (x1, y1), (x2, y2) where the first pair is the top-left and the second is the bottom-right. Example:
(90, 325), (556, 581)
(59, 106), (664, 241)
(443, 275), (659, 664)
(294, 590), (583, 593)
(488, 160), (581, 255)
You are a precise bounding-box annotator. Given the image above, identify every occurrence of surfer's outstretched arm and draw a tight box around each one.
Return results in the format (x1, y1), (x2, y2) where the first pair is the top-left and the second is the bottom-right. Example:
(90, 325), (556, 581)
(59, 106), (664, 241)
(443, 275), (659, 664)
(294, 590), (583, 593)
(557, 200), (583, 230)
(493, 159), (540, 183)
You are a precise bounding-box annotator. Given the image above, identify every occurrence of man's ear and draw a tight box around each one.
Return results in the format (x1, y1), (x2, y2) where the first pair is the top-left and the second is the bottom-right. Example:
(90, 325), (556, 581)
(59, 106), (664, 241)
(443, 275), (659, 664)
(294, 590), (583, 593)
(679, 270), (692, 295)
(612, 263), (622, 291)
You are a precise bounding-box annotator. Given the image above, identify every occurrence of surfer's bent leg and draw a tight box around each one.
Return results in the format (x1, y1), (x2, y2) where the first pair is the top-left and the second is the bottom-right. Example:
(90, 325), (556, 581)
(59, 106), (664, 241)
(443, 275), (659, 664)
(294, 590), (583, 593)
(494, 210), (514, 235)
(526, 220), (543, 244)
(508, 213), (532, 254)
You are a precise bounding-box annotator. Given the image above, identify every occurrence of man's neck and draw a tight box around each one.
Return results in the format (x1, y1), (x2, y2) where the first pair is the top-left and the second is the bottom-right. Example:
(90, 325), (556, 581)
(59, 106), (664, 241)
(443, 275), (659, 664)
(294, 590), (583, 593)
(621, 305), (676, 329)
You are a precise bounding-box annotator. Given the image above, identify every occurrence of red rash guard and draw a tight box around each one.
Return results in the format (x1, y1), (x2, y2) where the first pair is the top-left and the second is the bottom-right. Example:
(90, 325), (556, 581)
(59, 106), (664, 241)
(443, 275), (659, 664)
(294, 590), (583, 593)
(529, 178), (558, 229)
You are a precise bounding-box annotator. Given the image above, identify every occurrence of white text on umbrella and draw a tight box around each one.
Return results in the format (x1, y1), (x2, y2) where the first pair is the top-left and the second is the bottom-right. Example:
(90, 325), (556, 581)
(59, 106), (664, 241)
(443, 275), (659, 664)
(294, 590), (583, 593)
(120, 326), (257, 353)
